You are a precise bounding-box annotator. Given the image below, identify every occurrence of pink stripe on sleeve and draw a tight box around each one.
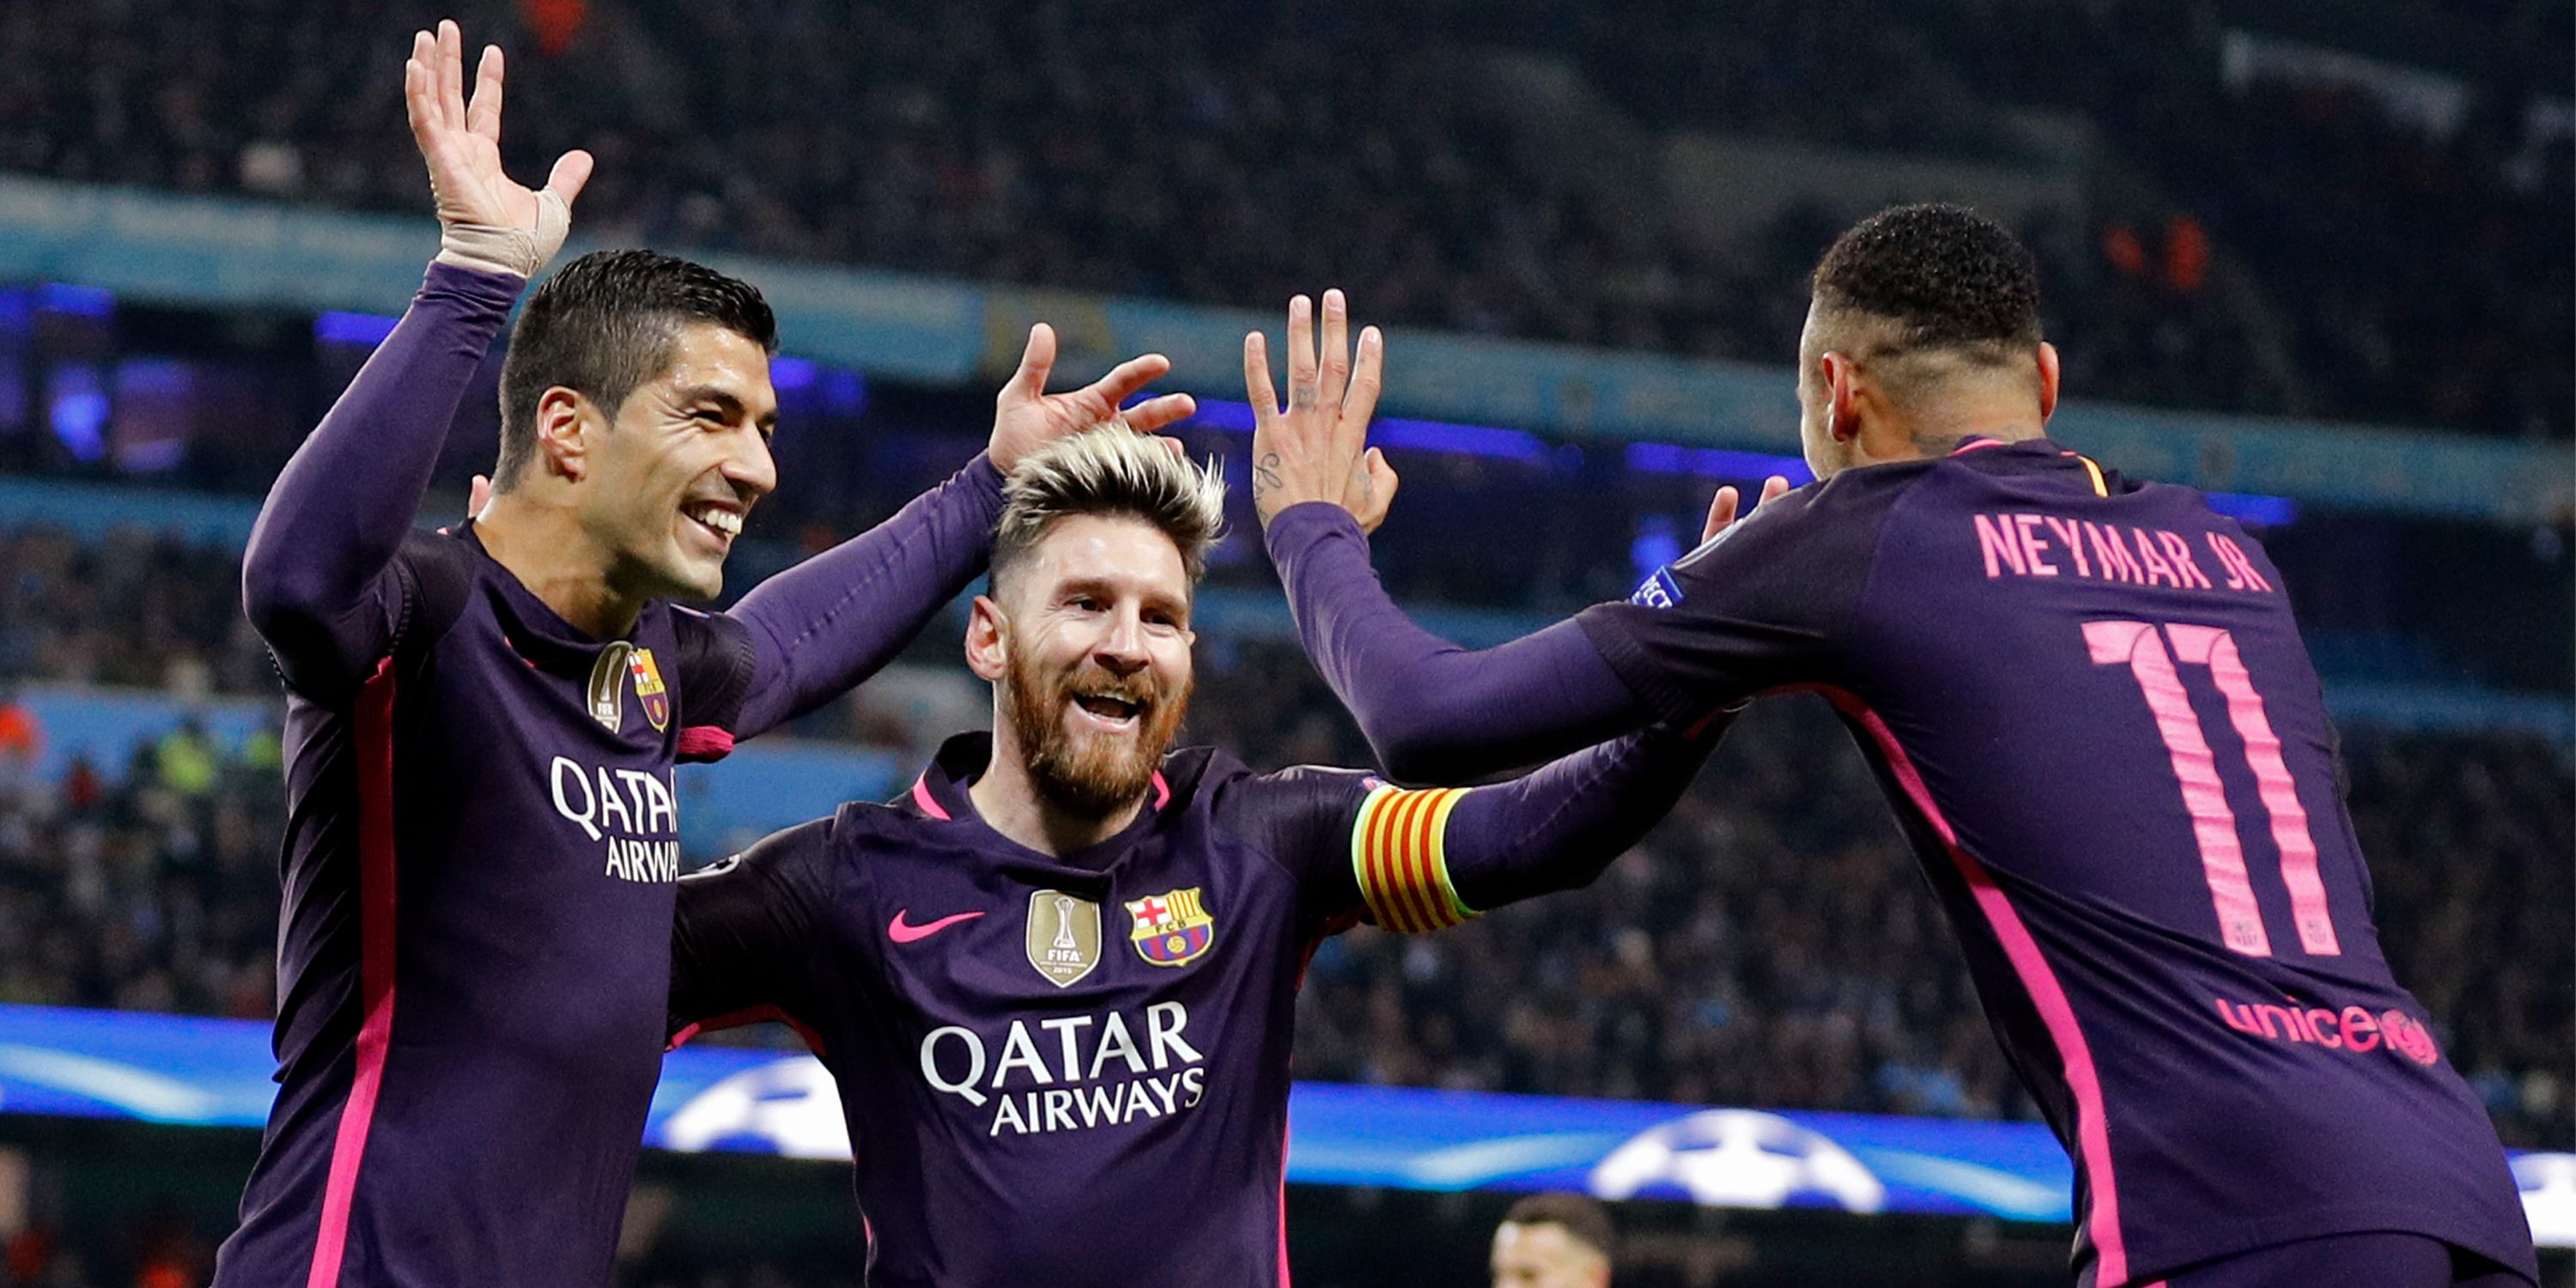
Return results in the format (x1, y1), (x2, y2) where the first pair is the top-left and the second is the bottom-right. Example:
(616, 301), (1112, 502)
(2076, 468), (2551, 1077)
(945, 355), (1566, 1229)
(1822, 688), (2130, 1287)
(910, 776), (951, 821)
(307, 660), (402, 1288)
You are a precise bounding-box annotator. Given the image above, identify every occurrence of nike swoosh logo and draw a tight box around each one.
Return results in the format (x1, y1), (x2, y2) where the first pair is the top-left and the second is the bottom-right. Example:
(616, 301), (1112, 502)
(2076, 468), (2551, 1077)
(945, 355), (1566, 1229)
(888, 910), (984, 944)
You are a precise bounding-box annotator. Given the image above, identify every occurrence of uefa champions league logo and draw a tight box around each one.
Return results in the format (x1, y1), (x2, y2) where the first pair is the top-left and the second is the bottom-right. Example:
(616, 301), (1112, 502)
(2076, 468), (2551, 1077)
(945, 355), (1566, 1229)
(1590, 1109), (1886, 1212)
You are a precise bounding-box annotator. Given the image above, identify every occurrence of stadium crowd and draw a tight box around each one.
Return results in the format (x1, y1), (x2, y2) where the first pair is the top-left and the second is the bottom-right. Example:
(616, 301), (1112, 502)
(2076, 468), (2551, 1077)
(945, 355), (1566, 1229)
(0, 0), (2563, 437)
(0, 523), (2562, 1152)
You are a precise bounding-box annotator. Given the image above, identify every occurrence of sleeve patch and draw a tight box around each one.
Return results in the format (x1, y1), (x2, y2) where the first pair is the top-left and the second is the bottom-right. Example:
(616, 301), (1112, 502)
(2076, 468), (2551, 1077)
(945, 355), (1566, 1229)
(1630, 567), (1684, 609)
(1349, 785), (1476, 933)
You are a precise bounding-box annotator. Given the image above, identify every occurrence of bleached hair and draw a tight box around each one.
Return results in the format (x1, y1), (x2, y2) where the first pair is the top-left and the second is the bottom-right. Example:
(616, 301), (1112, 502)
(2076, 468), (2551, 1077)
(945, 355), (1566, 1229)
(992, 426), (1228, 593)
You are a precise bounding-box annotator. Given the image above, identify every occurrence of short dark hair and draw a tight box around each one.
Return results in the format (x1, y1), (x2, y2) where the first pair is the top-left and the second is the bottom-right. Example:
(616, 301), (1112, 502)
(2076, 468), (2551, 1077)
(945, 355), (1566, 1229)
(1810, 203), (2041, 354)
(494, 249), (778, 488)
(1502, 1193), (1614, 1260)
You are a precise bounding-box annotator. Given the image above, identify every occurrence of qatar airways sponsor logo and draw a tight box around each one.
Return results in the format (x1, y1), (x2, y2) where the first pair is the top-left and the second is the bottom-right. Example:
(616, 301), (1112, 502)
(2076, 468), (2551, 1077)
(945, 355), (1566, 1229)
(547, 755), (683, 883)
(2212, 994), (2440, 1066)
(919, 1000), (1208, 1138)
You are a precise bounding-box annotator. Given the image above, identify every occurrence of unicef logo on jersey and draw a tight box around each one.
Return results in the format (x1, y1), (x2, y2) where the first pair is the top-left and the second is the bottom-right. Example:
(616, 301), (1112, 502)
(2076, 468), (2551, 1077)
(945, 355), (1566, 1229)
(1590, 1109), (1886, 1212)
(1630, 568), (1684, 610)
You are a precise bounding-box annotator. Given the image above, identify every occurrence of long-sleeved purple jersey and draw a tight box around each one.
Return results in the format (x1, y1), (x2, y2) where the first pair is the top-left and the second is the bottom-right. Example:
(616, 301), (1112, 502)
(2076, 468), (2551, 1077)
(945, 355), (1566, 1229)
(667, 725), (1713, 1287)
(223, 264), (1007, 1288)
(1266, 439), (2537, 1287)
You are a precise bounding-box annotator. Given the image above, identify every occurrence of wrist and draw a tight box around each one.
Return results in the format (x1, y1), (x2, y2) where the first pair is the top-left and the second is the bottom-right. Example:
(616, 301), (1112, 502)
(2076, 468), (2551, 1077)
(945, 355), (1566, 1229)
(434, 190), (573, 279)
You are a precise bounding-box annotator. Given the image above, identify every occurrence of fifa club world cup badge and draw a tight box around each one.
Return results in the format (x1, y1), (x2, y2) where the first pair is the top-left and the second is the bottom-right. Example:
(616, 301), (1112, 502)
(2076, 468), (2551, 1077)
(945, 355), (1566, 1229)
(1025, 890), (1103, 988)
(586, 641), (634, 733)
(1124, 888), (1215, 968)
(629, 648), (671, 732)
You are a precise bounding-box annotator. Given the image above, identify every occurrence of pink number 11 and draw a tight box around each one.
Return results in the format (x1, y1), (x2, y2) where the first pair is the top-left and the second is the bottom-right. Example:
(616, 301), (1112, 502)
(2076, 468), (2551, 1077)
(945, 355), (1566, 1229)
(2085, 620), (2340, 958)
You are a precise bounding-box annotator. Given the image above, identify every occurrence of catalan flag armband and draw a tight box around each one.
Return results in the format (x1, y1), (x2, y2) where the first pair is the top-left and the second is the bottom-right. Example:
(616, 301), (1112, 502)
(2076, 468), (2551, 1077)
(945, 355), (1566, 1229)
(1350, 785), (1478, 933)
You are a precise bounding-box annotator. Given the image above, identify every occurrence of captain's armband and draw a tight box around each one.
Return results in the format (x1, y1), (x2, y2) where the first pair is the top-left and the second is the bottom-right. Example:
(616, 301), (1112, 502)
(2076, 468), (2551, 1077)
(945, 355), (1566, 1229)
(1349, 784), (1479, 933)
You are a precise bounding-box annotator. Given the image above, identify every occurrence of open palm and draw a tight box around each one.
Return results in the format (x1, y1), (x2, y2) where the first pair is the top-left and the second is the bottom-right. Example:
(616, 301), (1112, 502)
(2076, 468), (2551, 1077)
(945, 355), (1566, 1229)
(987, 324), (1196, 472)
(404, 20), (590, 234)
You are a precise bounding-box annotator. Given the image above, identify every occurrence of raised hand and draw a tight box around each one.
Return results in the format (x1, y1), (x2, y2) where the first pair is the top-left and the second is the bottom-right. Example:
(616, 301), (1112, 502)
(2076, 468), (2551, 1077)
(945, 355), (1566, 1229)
(1244, 290), (1397, 532)
(404, 19), (591, 276)
(988, 324), (1197, 472)
(1699, 474), (1794, 544)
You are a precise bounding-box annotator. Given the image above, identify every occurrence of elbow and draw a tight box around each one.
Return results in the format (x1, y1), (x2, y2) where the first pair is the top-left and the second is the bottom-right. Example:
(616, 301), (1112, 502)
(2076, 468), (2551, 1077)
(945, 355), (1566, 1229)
(1367, 719), (1485, 786)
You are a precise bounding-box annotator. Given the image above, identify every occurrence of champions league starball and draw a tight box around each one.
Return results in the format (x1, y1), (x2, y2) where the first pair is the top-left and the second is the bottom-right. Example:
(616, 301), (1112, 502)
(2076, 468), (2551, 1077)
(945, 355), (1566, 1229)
(1589, 1109), (1887, 1213)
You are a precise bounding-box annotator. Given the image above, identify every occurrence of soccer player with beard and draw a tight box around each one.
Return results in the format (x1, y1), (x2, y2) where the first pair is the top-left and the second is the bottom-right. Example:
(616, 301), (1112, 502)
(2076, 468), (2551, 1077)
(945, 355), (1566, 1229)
(666, 428), (1726, 1287)
(222, 22), (1192, 1288)
(1253, 217), (2537, 1287)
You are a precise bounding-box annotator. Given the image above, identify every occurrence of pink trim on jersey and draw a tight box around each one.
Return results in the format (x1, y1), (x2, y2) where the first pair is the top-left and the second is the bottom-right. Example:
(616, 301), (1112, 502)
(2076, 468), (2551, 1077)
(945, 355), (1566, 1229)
(1820, 688), (2130, 1286)
(1276, 1117), (1293, 1287)
(911, 776), (951, 821)
(676, 725), (735, 762)
(307, 659), (401, 1288)
(1951, 437), (2008, 455)
(1151, 770), (1171, 811)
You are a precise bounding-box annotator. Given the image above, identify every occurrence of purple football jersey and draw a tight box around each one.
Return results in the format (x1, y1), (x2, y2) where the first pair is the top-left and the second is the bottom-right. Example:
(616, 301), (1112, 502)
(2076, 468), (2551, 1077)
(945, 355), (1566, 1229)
(219, 528), (755, 1288)
(671, 735), (1376, 1288)
(1576, 440), (2536, 1285)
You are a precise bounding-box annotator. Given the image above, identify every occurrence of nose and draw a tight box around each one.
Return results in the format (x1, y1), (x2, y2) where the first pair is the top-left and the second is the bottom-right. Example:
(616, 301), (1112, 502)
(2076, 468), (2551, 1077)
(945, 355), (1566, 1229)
(1092, 606), (1150, 675)
(724, 426), (778, 504)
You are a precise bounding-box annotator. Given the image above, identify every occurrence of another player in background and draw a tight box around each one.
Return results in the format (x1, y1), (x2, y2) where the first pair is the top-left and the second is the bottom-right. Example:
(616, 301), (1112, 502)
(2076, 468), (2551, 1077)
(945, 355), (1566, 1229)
(1251, 210), (2537, 1287)
(1492, 1194), (1616, 1288)
(666, 428), (1724, 1288)
(224, 23), (1191, 1288)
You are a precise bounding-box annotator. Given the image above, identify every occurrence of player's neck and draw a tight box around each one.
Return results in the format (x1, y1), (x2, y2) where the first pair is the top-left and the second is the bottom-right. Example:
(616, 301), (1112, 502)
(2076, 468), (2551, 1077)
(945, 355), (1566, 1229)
(968, 749), (1145, 861)
(1856, 404), (2047, 468)
(475, 495), (647, 640)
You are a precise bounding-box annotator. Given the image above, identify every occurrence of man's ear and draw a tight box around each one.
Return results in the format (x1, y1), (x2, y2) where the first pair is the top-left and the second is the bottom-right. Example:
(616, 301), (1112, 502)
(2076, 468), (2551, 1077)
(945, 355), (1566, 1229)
(965, 595), (1008, 683)
(1822, 352), (1863, 443)
(2035, 341), (2062, 422)
(535, 386), (593, 482)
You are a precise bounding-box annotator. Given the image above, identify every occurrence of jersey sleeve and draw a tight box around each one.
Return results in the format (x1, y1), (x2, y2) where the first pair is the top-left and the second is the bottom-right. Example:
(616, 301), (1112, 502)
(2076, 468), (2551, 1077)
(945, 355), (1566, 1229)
(241, 263), (520, 697)
(668, 817), (833, 1045)
(668, 606), (758, 762)
(1573, 478), (1886, 725)
(1230, 720), (1723, 934)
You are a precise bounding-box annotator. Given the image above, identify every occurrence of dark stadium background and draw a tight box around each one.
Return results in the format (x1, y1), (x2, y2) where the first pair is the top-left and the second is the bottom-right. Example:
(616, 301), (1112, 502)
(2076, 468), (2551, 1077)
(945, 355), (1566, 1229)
(0, 0), (2566, 1284)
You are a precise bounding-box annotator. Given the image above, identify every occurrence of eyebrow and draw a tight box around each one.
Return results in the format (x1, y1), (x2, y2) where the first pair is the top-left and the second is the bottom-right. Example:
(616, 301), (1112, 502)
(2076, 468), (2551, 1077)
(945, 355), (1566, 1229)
(1058, 575), (1191, 620)
(676, 385), (780, 430)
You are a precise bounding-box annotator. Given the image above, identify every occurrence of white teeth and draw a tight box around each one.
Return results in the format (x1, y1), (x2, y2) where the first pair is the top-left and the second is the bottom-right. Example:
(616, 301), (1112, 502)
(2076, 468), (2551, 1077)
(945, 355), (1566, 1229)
(687, 506), (742, 537)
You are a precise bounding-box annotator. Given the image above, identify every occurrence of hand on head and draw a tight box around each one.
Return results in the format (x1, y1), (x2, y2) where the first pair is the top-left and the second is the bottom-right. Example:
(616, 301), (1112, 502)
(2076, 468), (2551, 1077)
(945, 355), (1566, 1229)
(1243, 289), (1399, 534)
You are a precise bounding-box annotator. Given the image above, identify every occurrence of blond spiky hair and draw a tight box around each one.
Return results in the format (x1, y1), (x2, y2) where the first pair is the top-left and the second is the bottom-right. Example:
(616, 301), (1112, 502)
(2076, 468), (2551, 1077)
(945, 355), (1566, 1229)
(992, 426), (1228, 594)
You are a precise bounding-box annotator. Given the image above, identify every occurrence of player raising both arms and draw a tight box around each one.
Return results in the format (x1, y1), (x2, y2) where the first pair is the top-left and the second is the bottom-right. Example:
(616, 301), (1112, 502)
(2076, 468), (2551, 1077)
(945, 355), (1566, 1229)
(1253, 210), (2537, 1288)
(223, 23), (1191, 1288)
(665, 428), (1726, 1287)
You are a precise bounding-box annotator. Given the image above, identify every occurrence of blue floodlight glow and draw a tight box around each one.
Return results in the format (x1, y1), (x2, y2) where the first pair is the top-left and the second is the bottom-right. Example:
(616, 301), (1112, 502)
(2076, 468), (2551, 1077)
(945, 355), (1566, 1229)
(1631, 513), (1682, 584)
(1625, 440), (1813, 483)
(1182, 398), (1558, 464)
(314, 311), (402, 347)
(822, 368), (868, 416)
(2205, 491), (2298, 527)
(769, 355), (818, 392)
(48, 367), (108, 462)
(36, 283), (112, 319)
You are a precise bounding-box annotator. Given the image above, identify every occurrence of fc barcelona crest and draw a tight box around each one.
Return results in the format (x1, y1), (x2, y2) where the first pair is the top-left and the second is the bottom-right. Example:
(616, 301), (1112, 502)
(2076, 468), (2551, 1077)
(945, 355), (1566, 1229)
(1025, 890), (1103, 988)
(629, 647), (671, 732)
(1124, 888), (1214, 968)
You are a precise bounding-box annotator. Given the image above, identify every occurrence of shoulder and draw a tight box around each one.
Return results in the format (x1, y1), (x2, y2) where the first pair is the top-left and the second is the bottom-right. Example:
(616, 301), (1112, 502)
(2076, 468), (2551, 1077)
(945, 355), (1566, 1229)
(1204, 754), (1376, 848)
(389, 527), (485, 652)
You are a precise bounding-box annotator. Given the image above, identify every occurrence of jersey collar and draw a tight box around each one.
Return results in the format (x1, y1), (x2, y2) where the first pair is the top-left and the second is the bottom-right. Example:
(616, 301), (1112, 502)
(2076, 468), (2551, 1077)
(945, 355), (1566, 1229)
(908, 731), (1178, 885)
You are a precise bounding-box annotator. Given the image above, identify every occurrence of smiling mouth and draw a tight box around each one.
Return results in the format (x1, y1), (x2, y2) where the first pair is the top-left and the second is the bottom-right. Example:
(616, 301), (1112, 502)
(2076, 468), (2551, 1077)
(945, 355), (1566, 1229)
(1070, 693), (1144, 726)
(683, 502), (743, 544)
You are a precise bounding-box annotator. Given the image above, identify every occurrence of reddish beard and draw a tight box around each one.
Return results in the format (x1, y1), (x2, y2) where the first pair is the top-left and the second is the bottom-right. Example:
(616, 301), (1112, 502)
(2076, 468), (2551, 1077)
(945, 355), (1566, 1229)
(1001, 645), (1192, 820)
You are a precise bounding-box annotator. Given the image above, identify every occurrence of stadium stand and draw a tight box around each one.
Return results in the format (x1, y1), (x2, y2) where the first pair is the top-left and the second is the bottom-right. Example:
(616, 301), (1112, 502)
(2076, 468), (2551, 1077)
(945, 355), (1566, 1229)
(0, 0), (2563, 436)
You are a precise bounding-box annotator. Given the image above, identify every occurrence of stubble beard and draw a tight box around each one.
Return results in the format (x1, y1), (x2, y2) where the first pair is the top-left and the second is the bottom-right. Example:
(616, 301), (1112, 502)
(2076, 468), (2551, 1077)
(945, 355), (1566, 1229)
(1001, 647), (1191, 821)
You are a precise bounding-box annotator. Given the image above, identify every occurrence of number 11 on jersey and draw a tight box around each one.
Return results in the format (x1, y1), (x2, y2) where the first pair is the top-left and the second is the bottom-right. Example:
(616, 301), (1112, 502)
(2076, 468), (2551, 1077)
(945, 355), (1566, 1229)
(2086, 619), (2341, 959)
